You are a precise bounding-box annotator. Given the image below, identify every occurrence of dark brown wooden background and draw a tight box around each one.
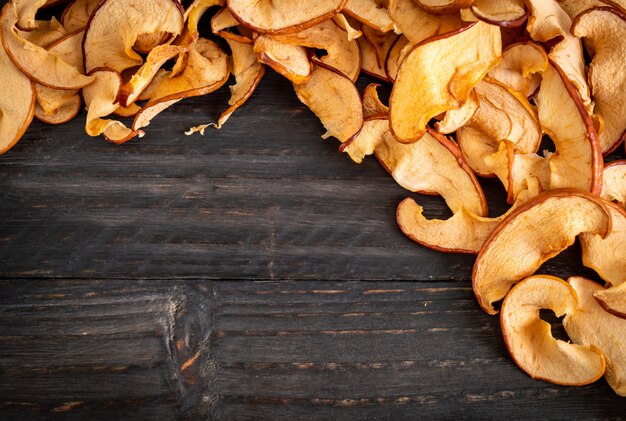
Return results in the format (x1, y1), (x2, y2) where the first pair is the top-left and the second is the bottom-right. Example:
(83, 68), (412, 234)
(1, 56), (625, 418)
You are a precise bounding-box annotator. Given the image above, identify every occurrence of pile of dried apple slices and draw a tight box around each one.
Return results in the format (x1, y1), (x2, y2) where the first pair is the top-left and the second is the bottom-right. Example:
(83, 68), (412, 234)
(1, 0), (625, 395)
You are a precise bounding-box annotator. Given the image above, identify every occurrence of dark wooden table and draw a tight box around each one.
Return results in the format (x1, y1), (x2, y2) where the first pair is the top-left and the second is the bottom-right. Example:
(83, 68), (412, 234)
(1, 67), (624, 419)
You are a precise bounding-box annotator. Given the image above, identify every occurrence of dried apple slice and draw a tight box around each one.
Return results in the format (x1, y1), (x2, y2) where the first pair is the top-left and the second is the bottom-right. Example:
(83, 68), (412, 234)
(35, 94), (81, 125)
(501, 275), (605, 386)
(227, 0), (346, 35)
(61, 0), (100, 32)
(344, 0), (395, 32)
(133, 38), (229, 130)
(211, 6), (239, 34)
(1, 2), (93, 89)
(580, 202), (626, 287)
(254, 35), (312, 84)
(358, 28), (397, 81)
(83, 0), (184, 73)
(487, 42), (548, 97)
(273, 19), (361, 81)
(434, 89), (479, 134)
(572, 7), (626, 154)
(389, 21), (501, 143)
(341, 114), (391, 164)
(537, 62), (603, 193)
(358, 35), (389, 81)
(601, 160), (626, 208)
(472, 189), (611, 314)
(362, 83), (389, 118)
(13, 0), (47, 30)
(376, 128), (488, 216)
(564, 277), (626, 394)
(397, 176), (541, 253)
(593, 283), (626, 319)
(470, 0), (527, 27)
(383, 34), (409, 81)
(556, 0), (626, 18)
(388, 0), (464, 44)
(18, 17), (67, 48)
(416, 0), (475, 15)
(293, 61), (363, 144)
(0, 32), (36, 155)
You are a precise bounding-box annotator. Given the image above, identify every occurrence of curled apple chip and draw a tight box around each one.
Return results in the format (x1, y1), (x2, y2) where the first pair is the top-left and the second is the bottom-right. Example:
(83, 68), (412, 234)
(344, 0), (394, 32)
(537, 62), (603, 193)
(293, 61), (363, 144)
(473, 189), (611, 314)
(416, 0), (475, 15)
(487, 42), (548, 97)
(572, 7), (626, 154)
(254, 35), (312, 84)
(35, 94), (81, 125)
(564, 277), (626, 394)
(362, 83), (389, 118)
(556, 0), (626, 19)
(273, 19), (361, 81)
(341, 115), (391, 164)
(1, 2), (93, 90)
(397, 176), (541, 253)
(383, 34), (409, 81)
(388, 0), (464, 44)
(376, 128), (487, 216)
(434, 89), (479, 134)
(389, 21), (501, 143)
(133, 38), (230, 131)
(601, 160), (626, 208)
(332, 13), (363, 41)
(0, 31), (35, 155)
(14, 0), (47, 30)
(501, 275), (606, 386)
(83, 0), (184, 73)
(227, 0), (346, 35)
(61, 0), (101, 32)
(18, 17), (67, 48)
(593, 283), (626, 320)
(358, 26), (397, 81)
(470, 0), (527, 27)
(580, 202), (626, 287)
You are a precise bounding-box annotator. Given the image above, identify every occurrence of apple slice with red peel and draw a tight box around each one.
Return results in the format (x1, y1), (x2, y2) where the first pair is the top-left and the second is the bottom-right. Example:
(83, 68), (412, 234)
(537, 61), (603, 193)
(358, 35), (390, 81)
(457, 126), (502, 177)
(83, 0), (184, 73)
(0, 32), (36, 155)
(593, 283), (626, 320)
(226, 0), (347, 35)
(254, 35), (312, 84)
(397, 176), (541, 253)
(1, 3), (93, 90)
(473, 189), (612, 314)
(377, 128), (488, 216)
(487, 42), (548, 97)
(572, 7), (626, 154)
(344, 0), (394, 32)
(601, 160), (626, 209)
(564, 277), (626, 394)
(35, 94), (81, 125)
(272, 19), (361, 81)
(362, 83), (389, 118)
(388, 0), (464, 44)
(389, 21), (501, 143)
(580, 202), (626, 287)
(132, 38), (230, 132)
(556, 0), (626, 19)
(434, 89), (479, 134)
(341, 115), (392, 164)
(501, 275), (606, 386)
(383, 34), (409, 81)
(293, 61), (364, 144)
(61, 0), (101, 32)
(415, 0), (475, 15)
(470, 0), (527, 27)
(358, 26), (397, 81)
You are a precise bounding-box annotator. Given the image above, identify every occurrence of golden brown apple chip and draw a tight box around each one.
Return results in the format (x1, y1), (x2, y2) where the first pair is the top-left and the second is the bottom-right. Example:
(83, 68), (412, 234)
(473, 189), (611, 314)
(376, 128), (488, 216)
(293, 62), (363, 144)
(388, 0), (464, 44)
(1, 2), (93, 89)
(564, 277), (626, 394)
(593, 283), (626, 320)
(18, 17), (66, 48)
(133, 38), (230, 131)
(556, 0), (626, 18)
(227, 0), (347, 35)
(61, 0), (100, 32)
(211, 6), (239, 34)
(35, 94), (81, 125)
(332, 13), (363, 41)
(273, 19), (361, 81)
(601, 160), (626, 209)
(470, 0), (527, 27)
(537, 62), (603, 193)
(434, 89), (479, 134)
(487, 42), (548, 97)
(0, 31), (35, 155)
(254, 35), (312, 84)
(383, 34), (409, 81)
(83, 0), (184, 73)
(362, 83), (389, 118)
(572, 7), (626, 154)
(397, 176), (541, 253)
(501, 275), (606, 386)
(341, 115), (391, 164)
(13, 0), (47, 30)
(358, 27), (397, 81)
(416, 0), (475, 15)
(389, 21), (501, 143)
(344, 0), (395, 32)
(580, 202), (626, 287)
